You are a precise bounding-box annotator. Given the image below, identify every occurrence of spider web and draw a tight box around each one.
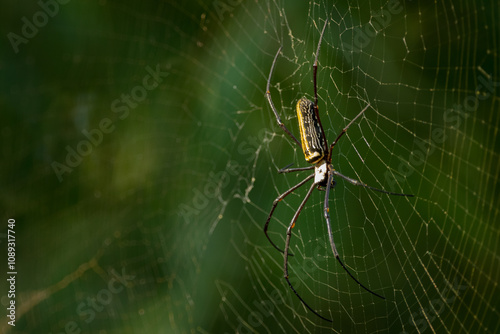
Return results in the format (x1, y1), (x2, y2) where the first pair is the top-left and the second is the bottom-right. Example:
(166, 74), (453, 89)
(1, 0), (498, 333)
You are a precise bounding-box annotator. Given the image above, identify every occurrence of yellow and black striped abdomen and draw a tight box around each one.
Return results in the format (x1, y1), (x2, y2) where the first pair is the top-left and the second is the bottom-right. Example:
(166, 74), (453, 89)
(296, 98), (327, 164)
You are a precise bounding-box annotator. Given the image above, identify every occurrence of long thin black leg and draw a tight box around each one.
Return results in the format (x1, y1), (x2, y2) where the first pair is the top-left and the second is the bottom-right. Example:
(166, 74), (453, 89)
(266, 46), (301, 147)
(313, 18), (329, 106)
(328, 103), (371, 160)
(324, 171), (385, 300)
(279, 163), (315, 174)
(264, 174), (314, 254)
(332, 170), (413, 197)
(284, 182), (333, 322)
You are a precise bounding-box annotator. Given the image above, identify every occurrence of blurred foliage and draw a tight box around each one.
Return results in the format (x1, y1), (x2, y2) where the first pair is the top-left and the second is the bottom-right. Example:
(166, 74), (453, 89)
(0, 1), (498, 333)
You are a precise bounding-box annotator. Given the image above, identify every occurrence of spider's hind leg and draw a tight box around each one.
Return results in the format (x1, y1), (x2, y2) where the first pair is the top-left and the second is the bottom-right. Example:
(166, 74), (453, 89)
(263, 174), (315, 254)
(332, 170), (413, 197)
(323, 170), (386, 299)
(279, 163), (314, 174)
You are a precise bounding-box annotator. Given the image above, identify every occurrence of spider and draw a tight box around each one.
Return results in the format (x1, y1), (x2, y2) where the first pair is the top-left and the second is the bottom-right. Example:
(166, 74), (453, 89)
(264, 18), (413, 322)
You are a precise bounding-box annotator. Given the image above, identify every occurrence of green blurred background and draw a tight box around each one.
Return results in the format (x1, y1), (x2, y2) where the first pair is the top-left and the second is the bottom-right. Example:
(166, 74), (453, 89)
(1, 1), (498, 333)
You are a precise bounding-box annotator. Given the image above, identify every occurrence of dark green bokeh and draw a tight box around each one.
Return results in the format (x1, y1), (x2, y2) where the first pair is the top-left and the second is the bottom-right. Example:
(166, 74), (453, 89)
(1, 1), (498, 333)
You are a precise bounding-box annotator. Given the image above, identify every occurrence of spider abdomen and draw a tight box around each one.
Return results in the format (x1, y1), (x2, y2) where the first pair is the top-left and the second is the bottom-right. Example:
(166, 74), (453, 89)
(296, 98), (327, 164)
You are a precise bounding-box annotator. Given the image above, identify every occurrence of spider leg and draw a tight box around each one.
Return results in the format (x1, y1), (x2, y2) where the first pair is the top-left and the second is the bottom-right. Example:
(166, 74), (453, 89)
(279, 163), (315, 174)
(264, 174), (314, 254)
(313, 18), (329, 106)
(284, 181), (333, 322)
(328, 103), (371, 160)
(324, 171), (386, 300)
(266, 46), (301, 147)
(332, 170), (413, 197)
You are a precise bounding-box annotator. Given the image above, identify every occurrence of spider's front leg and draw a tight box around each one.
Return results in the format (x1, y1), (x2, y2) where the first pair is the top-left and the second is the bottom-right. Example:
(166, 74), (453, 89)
(263, 174), (314, 254)
(265, 46), (301, 148)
